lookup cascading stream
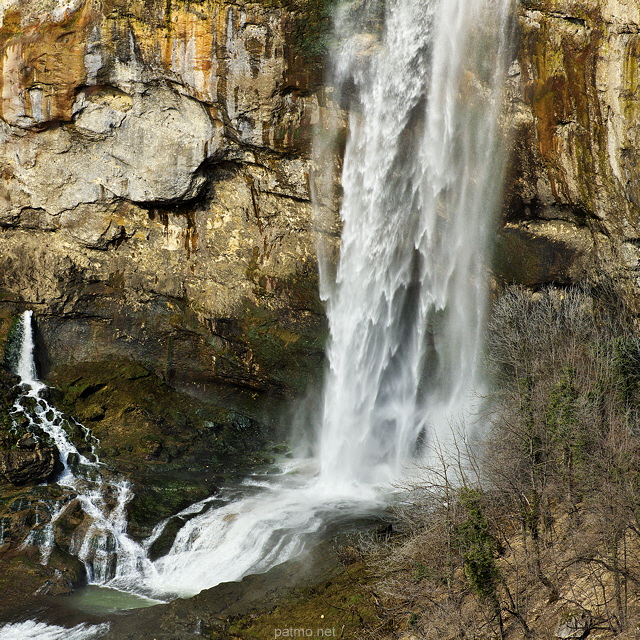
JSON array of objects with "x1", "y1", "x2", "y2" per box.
[
  {"x1": 0, "y1": 0, "x2": 513, "y2": 610},
  {"x1": 11, "y1": 311, "x2": 153, "y2": 587}
]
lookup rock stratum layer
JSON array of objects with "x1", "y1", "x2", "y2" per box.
[
  {"x1": 502, "y1": 0, "x2": 640, "y2": 295},
  {"x1": 0, "y1": 0, "x2": 640, "y2": 627},
  {"x1": 0, "y1": 0, "x2": 331, "y2": 403},
  {"x1": 2, "y1": 0, "x2": 640, "y2": 399}
]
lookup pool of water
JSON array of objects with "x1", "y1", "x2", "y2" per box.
[{"x1": 66, "y1": 586, "x2": 163, "y2": 615}]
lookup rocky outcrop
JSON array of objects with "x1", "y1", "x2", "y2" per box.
[
  {"x1": 0, "y1": 368, "x2": 57, "y2": 487},
  {"x1": 500, "y1": 0, "x2": 640, "y2": 298},
  {"x1": 0, "y1": 0, "x2": 333, "y2": 405},
  {"x1": 0, "y1": 446, "x2": 56, "y2": 485},
  {"x1": 0, "y1": 0, "x2": 332, "y2": 596}
]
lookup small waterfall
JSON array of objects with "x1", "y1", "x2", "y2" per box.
[
  {"x1": 16, "y1": 310, "x2": 42, "y2": 391},
  {"x1": 11, "y1": 311, "x2": 151, "y2": 587}
]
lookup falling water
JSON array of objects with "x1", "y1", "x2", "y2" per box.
[
  {"x1": 11, "y1": 311, "x2": 152, "y2": 586},
  {"x1": 316, "y1": 0, "x2": 513, "y2": 491},
  {"x1": 0, "y1": 0, "x2": 513, "y2": 608},
  {"x1": 119, "y1": 0, "x2": 514, "y2": 597}
]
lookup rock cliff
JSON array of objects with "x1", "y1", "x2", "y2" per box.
[
  {"x1": 2, "y1": 1, "x2": 640, "y2": 411},
  {"x1": 0, "y1": 0, "x2": 333, "y2": 405},
  {"x1": 502, "y1": 0, "x2": 640, "y2": 296},
  {"x1": 1, "y1": 0, "x2": 640, "y2": 628}
]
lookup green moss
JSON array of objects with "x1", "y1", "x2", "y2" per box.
[
  {"x1": 47, "y1": 360, "x2": 279, "y2": 534},
  {"x1": 277, "y1": 0, "x2": 342, "y2": 60},
  {"x1": 127, "y1": 474, "x2": 212, "y2": 534},
  {"x1": 237, "y1": 266, "x2": 328, "y2": 395},
  {"x1": 218, "y1": 562, "x2": 383, "y2": 640},
  {"x1": 240, "y1": 303, "x2": 326, "y2": 393},
  {"x1": 2, "y1": 316, "x2": 23, "y2": 373}
]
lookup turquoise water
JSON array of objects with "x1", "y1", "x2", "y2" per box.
[{"x1": 66, "y1": 585, "x2": 163, "y2": 615}]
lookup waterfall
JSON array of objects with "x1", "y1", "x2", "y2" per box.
[
  {"x1": 316, "y1": 0, "x2": 512, "y2": 491},
  {"x1": 11, "y1": 311, "x2": 153, "y2": 588},
  {"x1": 1, "y1": 0, "x2": 513, "y2": 605},
  {"x1": 16, "y1": 310, "x2": 43, "y2": 391},
  {"x1": 121, "y1": 0, "x2": 513, "y2": 598}
]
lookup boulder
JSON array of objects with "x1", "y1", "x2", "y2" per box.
[
  {"x1": 556, "y1": 612, "x2": 592, "y2": 639},
  {"x1": 0, "y1": 447, "x2": 57, "y2": 485}
]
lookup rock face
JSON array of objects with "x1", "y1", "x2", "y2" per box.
[
  {"x1": 2, "y1": 0, "x2": 640, "y2": 400},
  {"x1": 0, "y1": 0, "x2": 332, "y2": 601},
  {"x1": 0, "y1": 447, "x2": 56, "y2": 485},
  {"x1": 0, "y1": 0, "x2": 332, "y2": 404},
  {"x1": 0, "y1": 0, "x2": 640, "y2": 622},
  {"x1": 501, "y1": 0, "x2": 640, "y2": 298},
  {"x1": 0, "y1": 368, "x2": 57, "y2": 486}
]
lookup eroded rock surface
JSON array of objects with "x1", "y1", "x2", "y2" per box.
[
  {"x1": 502, "y1": 0, "x2": 640, "y2": 297},
  {"x1": 0, "y1": 447, "x2": 56, "y2": 485},
  {"x1": 0, "y1": 0, "x2": 334, "y2": 401}
]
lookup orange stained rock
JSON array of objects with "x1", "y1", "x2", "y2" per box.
[{"x1": 0, "y1": 1, "x2": 95, "y2": 127}]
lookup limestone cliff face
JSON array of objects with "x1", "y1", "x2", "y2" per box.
[
  {"x1": 502, "y1": 0, "x2": 640, "y2": 296},
  {"x1": 3, "y1": 0, "x2": 640, "y2": 406},
  {"x1": 0, "y1": 0, "x2": 333, "y2": 402}
]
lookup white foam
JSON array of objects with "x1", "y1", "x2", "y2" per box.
[{"x1": 0, "y1": 620, "x2": 109, "y2": 640}]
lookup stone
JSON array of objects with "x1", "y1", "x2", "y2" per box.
[
  {"x1": 505, "y1": 0, "x2": 640, "y2": 303},
  {"x1": 0, "y1": 0, "x2": 331, "y2": 401},
  {"x1": 0, "y1": 447, "x2": 57, "y2": 485},
  {"x1": 16, "y1": 434, "x2": 36, "y2": 450},
  {"x1": 555, "y1": 612, "x2": 592, "y2": 639}
]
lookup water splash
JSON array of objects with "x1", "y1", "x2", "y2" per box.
[
  {"x1": 0, "y1": 620, "x2": 109, "y2": 640},
  {"x1": 105, "y1": 460, "x2": 383, "y2": 598},
  {"x1": 121, "y1": 0, "x2": 513, "y2": 598}
]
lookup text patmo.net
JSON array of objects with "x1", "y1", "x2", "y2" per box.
[{"x1": 274, "y1": 628, "x2": 337, "y2": 638}]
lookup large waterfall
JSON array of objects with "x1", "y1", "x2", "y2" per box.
[
  {"x1": 135, "y1": 0, "x2": 512, "y2": 596},
  {"x1": 0, "y1": 0, "x2": 513, "y2": 616},
  {"x1": 317, "y1": 0, "x2": 512, "y2": 491}
]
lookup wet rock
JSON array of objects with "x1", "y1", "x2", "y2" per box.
[
  {"x1": 17, "y1": 433, "x2": 37, "y2": 450},
  {"x1": 103, "y1": 541, "x2": 345, "y2": 640},
  {"x1": 80, "y1": 403, "x2": 106, "y2": 422},
  {"x1": 147, "y1": 516, "x2": 188, "y2": 561},
  {"x1": 0, "y1": 447, "x2": 57, "y2": 485},
  {"x1": 52, "y1": 498, "x2": 86, "y2": 552}
]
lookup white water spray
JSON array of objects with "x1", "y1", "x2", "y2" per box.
[{"x1": 0, "y1": 620, "x2": 109, "y2": 640}]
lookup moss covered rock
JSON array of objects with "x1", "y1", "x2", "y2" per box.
[{"x1": 47, "y1": 360, "x2": 287, "y2": 536}]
